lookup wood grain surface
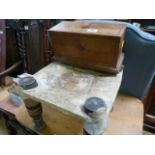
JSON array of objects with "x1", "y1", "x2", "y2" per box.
[{"x1": 49, "y1": 21, "x2": 126, "y2": 74}]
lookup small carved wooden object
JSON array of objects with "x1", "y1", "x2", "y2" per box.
[{"x1": 24, "y1": 99, "x2": 45, "y2": 130}]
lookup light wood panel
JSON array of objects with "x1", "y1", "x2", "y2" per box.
[
  {"x1": 16, "y1": 103, "x2": 83, "y2": 135},
  {"x1": 105, "y1": 93, "x2": 143, "y2": 135}
]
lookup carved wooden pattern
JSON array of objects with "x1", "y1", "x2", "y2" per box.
[{"x1": 0, "y1": 20, "x2": 6, "y2": 84}]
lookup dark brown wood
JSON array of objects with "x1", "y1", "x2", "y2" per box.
[
  {"x1": 49, "y1": 21, "x2": 126, "y2": 74},
  {"x1": 142, "y1": 28, "x2": 155, "y2": 33},
  {"x1": 145, "y1": 114, "x2": 155, "y2": 124},
  {"x1": 6, "y1": 26, "x2": 21, "y2": 68},
  {"x1": 144, "y1": 114, "x2": 155, "y2": 133},
  {"x1": 42, "y1": 20, "x2": 54, "y2": 65},
  {"x1": 144, "y1": 75, "x2": 155, "y2": 114},
  {"x1": 24, "y1": 99, "x2": 45, "y2": 130},
  {"x1": 144, "y1": 75, "x2": 155, "y2": 132},
  {"x1": 115, "y1": 19, "x2": 155, "y2": 35},
  {"x1": 25, "y1": 20, "x2": 44, "y2": 74},
  {"x1": 1, "y1": 20, "x2": 25, "y2": 84},
  {"x1": 130, "y1": 19, "x2": 155, "y2": 27},
  {"x1": 0, "y1": 61, "x2": 22, "y2": 78},
  {"x1": 0, "y1": 20, "x2": 6, "y2": 84},
  {"x1": 23, "y1": 20, "x2": 54, "y2": 74}
]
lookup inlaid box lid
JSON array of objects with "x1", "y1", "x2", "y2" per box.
[{"x1": 49, "y1": 21, "x2": 126, "y2": 37}]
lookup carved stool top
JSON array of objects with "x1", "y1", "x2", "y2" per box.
[{"x1": 21, "y1": 61, "x2": 122, "y2": 121}]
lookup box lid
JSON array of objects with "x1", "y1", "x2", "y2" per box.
[{"x1": 49, "y1": 21, "x2": 126, "y2": 37}]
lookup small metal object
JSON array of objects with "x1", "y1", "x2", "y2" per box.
[
  {"x1": 18, "y1": 76, "x2": 38, "y2": 90},
  {"x1": 84, "y1": 97, "x2": 106, "y2": 114},
  {"x1": 83, "y1": 97, "x2": 108, "y2": 135}
]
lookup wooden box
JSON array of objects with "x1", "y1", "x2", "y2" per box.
[{"x1": 49, "y1": 21, "x2": 126, "y2": 74}]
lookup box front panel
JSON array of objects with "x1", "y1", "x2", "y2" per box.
[{"x1": 51, "y1": 32, "x2": 119, "y2": 69}]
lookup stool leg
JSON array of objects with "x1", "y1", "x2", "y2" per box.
[
  {"x1": 24, "y1": 99, "x2": 45, "y2": 130},
  {"x1": 83, "y1": 129, "x2": 91, "y2": 135}
]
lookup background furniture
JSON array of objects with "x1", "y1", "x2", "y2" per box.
[
  {"x1": 0, "y1": 20, "x2": 57, "y2": 85},
  {"x1": 0, "y1": 20, "x2": 24, "y2": 85},
  {"x1": 116, "y1": 19, "x2": 155, "y2": 35},
  {"x1": 23, "y1": 20, "x2": 54, "y2": 73},
  {"x1": 143, "y1": 76, "x2": 155, "y2": 132},
  {"x1": 0, "y1": 20, "x2": 6, "y2": 84},
  {"x1": 130, "y1": 19, "x2": 155, "y2": 35},
  {"x1": 14, "y1": 19, "x2": 54, "y2": 74},
  {"x1": 80, "y1": 20, "x2": 155, "y2": 134}
]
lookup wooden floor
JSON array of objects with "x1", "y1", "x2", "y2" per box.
[{"x1": 0, "y1": 117, "x2": 154, "y2": 135}]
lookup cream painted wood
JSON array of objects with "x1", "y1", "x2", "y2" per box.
[{"x1": 21, "y1": 62, "x2": 122, "y2": 123}]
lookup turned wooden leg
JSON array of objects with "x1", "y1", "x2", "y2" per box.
[{"x1": 24, "y1": 99, "x2": 45, "y2": 130}]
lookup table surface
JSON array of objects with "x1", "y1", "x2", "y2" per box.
[{"x1": 22, "y1": 62, "x2": 122, "y2": 121}]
